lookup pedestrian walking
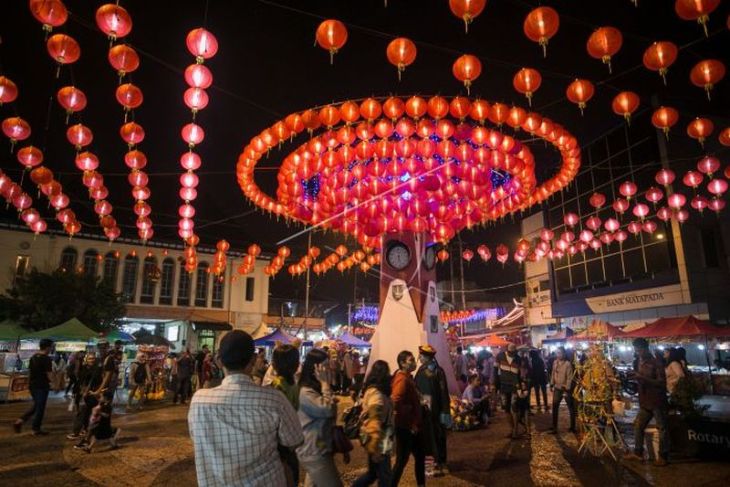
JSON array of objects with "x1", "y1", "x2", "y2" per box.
[
  {"x1": 529, "y1": 350, "x2": 548, "y2": 412},
  {"x1": 391, "y1": 350, "x2": 425, "y2": 487},
  {"x1": 13, "y1": 338, "x2": 54, "y2": 435},
  {"x1": 52, "y1": 353, "x2": 67, "y2": 393},
  {"x1": 352, "y1": 360, "x2": 394, "y2": 487},
  {"x1": 414, "y1": 345, "x2": 451, "y2": 476},
  {"x1": 269, "y1": 344, "x2": 301, "y2": 487},
  {"x1": 453, "y1": 346, "x2": 468, "y2": 380},
  {"x1": 67, "y1": 352, "x2": 103, "y2": 440},
  {"x1": 188, "y1": 331, "x2": 303, "y2": 486},
  {"x1": 73, "y1": 392, "x2": 122, "y2": 453},
  {"x1": 174, "y1": 349, "x2": 194, "y2": 405},
  {"x1": 297, "y1": 348, "x2": 342, "y2": 487},
  {"x1": 549, "y1": 346, "x2": 576, "y2": 434},
  {"x1": 65, "y1": 351, "x2": 84, "y2": 398},
  {"x1": 127, "y1": 352, "x2": 151, "y2": 410}
]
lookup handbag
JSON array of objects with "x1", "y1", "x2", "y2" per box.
[
  {"x1": 331, "y1": 425, "x2": 354, "y2": 454},
  {"x1": 343, "y1": 402, "x2": 364, "y2": 439}
]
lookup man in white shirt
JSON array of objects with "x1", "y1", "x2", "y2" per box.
[{"x1": 188, "y1": 331, "x2": 303, "y2": 486}]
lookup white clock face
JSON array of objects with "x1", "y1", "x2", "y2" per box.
[{"x1": 387, "y1": 242, "x2": 411, "y2": 270}]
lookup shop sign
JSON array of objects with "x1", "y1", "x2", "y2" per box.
[{"x1": 585, "y1": 284, "x2": 684, "y2": 313}]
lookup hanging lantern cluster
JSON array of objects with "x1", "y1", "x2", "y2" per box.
[
  {"x1": 178, "y1": 27, "x2": 218, "y2": 259},
  {"x1": 0, "y1": 169, "x2": 48, "y2": 235},
  {"x1": 288, "y1": 246, "x2": 320, "y2": 276},
  {"x1": 237, "y1": 243, "x2": 260, "y2": 275},
  {"x1": 312, "y1": 248, "x2": 344, "y2": 275},
  {"x1": 212, "y1": 240, "x2": 229, "y2": 276},
  {"x1": 238, "y1": 95, "x2": 581, "y2": 249},
  {"x1": 264, "y1": 245, "x2": 291, "y2": 277}
]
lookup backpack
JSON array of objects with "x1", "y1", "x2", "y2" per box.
[{"x1": 342, "y1": 401, "x2": 364, "y2": 440}]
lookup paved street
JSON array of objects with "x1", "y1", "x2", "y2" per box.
[{"x1": 1, "y1": 393, "x2": 729, "y2": 486}]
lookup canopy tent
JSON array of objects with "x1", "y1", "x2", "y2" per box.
[
  {"x1": 135, "y1": 333, "x2": 173, "y2": 348},
  {"x1": 23, "y1": 318, "x2": 97, "y2": 342},
  {"x1": 99, "y1": 329, "x2": 135, "y2": 343},
  {"x1": 474, "y1": 334, "x2": 511, "y2": 348},
  {"x1": 250, "y1": 323, "x2": 271, "y2": 340},
  {"x1": 337, "y1": 331, "x2": 371, "y2": 348},
  {"x1": 568, "y1": 320, "x2": 626, "y2": 342},
  {"x1": 542, "y1": 327, "x2": 575, "y2": 344},
  {"x1": 0, "y1": 319, "x2": 27, "y2": 341},
  {"x1": 254, "y1": 328, "x2": 313, "y2": 347},
  {"x1": 621, "y1": 316, "x2": 730, "y2": 340}
]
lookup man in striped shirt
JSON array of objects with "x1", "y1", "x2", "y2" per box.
[{"x1": 188, "y1": 330, "x2": 303, "y2": 486}]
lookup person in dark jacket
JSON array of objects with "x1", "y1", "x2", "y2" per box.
[
  {"x1": 529, "y1": 350, "x2": 548, "y2": 412},
  {"x1": 174, "y1": 350, "x2": 194, "y2": 405},
  {"x1": 67, "y1": 352, "x2": 104, "y2": 440},
  {"x1": 391, "y1": 350, "x2": 425, "y2": 487},
  {"x1": 414, "y1": 345, "x2": 450, "y2": 477},
  {"x1": 625, "y1": 338, "x2": 669, "y2": 466},
  {"x1": 495, "y1": 343, "x2": 523, "y2": 439},
  {"x1": 14, "y1": 338, "x2": 54, "y2": 435}
]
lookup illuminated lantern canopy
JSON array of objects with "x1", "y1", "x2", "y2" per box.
[
  {"x1": 513, "y1": 68, "x2": 542, "y2": 106},
  {"x1": 452, "y1": 54, "x2": 482, "y2": 94},
  {"x1": 611, "y1": 91, "x2": 639, "y2": 124},
  {"x1": 29, "y1": 0, "x2": 68, "y2": 32},
  {"x1": 315, "y1": 19, "x2": 348, "y2": 64},
  {"x1": 566, "y1": 79, "x2": 594, "y2": 115},
  {"x1": 651, "y1": 106, "x2": 679, "y2": 138},
  {"x1": 523, "y1": 6, "x2": 560, "y2": 57},
  {"x1": 186, "y1": 28, "x2": 219, "y2": 62},
  {"x1": 586, "y1": 26, "x2": 623, "y2": 73},
  {"x1": 675, "y1": 0, "x2": 721, "y2": 36},
  {"x1": 0, "y1": 76, "x2": 18, "y2": 105},
  {"x1": 643, "y1": 41, "x2": 678, "y2": 84},
  {"x1": 46, "y1": 34, "x2": 81, "y2": 65},
  {"x1": 449, "y1": 0, "x2": 487, "y2": 33},
  {"x1": 108, "y1": 44, "x2": 140, "y2": 78},
  {"x1": 690, "y1": 59, "x2": 725, "y2": 100},
  {"x1": 95, "y1": 4, "x2": 133, "y2": 40},
  {"x1": 687, "y1": 118, "x2": 714, "y2": 147},
  {"x1": 386, "y1": 37, "x2": 417, "y2": 80}
]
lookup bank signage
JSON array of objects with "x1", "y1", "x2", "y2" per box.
[{"x1": 585, "y1": 284, "x2": 684, "y2": 313}]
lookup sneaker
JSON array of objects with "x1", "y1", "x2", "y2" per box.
[
  {"x1": 654, "y1": 458, "x2": 668, "y2": 467},
  {"x1": 73, "y1": 443, "x2": 88, "y2": 450},
  {"x1": 624, "y1": 452, "x2": 644, "y2": 462},
  {"x1": 12, "y1": 420, "x2": 22, "y2": 434},
  {"x1": 31, "y1": 430, "x2": 49, "y2": 436},
  {"x1": 66, "y1": 433, "x2": 81, "y2": 440}
]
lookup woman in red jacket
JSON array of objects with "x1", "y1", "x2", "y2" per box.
[{"x1": 390, "y1": 350, "x2": 425, "y2": 487}]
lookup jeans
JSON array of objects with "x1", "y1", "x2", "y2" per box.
[
  {"x1": 300, "y1": 455, "x2": 342, "y2": 487},
  {"x1": 65, "y1": 375, "x2": 77, "y2": 395},
  {"x1": 391, "y1": 428, "x2": 425, "y2": 486},
  {"x1": 551, "y1": 388, "x2": 575, "y2": 430},
  {"x1": 353, "y1": 454, "x2": 392, "y2": 487},
  {"x1": 20, "y1": 388, "x2": 50, "y2": 432},
  {"x1": 174, "y1": 377, "x2": 191, "y2": 403},
  {"x1": 73, "y1": 395, "x2": 98, "y2": 435},
  {"x1": 532, "y1": 382, "x2": 547, "y2": 408},
  {"x1": 634, "y1": 406, "x2": 669, "y2": 460}
]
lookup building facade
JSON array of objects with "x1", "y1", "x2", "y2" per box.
[{"x1": 0, "y1": 225, "x2": 269, "y2": 348}]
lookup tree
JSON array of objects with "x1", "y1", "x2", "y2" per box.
[{"x1": 0, "y1": 269, "x2": 126, "y2": 331}]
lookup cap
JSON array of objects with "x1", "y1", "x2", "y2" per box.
[
  {"x1": 218, "y1": 330, "x2": 255, "y2": 370},
  {"x1": 418, "y1": 344, "x2": 437, "y2": 356}
]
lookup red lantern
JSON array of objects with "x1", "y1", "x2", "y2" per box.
[
  {"x1": 613, "y1": 198, "x2": 629, "y2": 214},
  {"x1": 539, "y1": 228, "x2": 554, "y2": 241},
  {"x1": 437, "y1": 249, "x2": 449, "y2": 262},
  {"x1": 186, "y1": 28, "x2": 218, "y2": 61},
  {"x1": 566, "y1": 79, "x2": 594, "y2": 114},
  {"x1": 691, "y1": 195, "x2": 709, "y2": 212},
  {"x1": 46, "y1": 34, "x2": 80, "y2": 65},
  {"x1": 120, "y1": 122, "x2": 145, "y2": 146},
  {"x1": 675, "y1": 0, "x2": 721, "y2": 36},
  {"x1": 108, "y1": 44, "x2": 139, "y2": 77},
  {"x1": 30, "y1": 166, "x2": 53, "y2": 186},
  {"x1": 586, "y1": 216, "x2": 602, "y2": 231},
  {"x1": 462, "y1": 249, "x2": 474, "y2": 262},
  {"x1": 709, "y1": 198, "x2": 725, "y2": 213},
  {"x1": 683, "y1": 170, "x2": 703, "y2": 188},
  {"x1": 50, "y1": 193, "x2": 69, "y2": 210},
  {"x1": 523, "y1": 6, "x2": 560, "y2": 57},
  {"x1": 675, "y1": 209, "x2": 690, "y2": 223},
  {"x1": 708, "y1": 178, "x2": 728, "y2": 196},
  {"x1": 17, "y1": 146, "x2": 44, "y2": 169},
  {"x1": 668, "y1": 193, "x2": 687, "y2": 210},
  {"x1": 2, "y1": 117, "x2": 31, "y2": 143},
  {"x1": 57, "y1": 86, "x2": 87, "y2": 117},
  {"x1": 184, "y1": 64, "x2": 213, "y2": 89},
  {"x1": 513, "y1": 68, "x2": 542, "y2": 106},
  {"x1": 564, "y1": 212, "x2": 579, "y2": 227},
  {"x1": 66, "y1": 123, "x2": 93, "y2": 149},
  {"x1": 180, "y1": 152, "x2": 202, "y2": 171},
  {"x1": 619, "y1": 180, "x2": 637, "y2": 199},
  {"x1": 40, "y1": 180, "x2": 61, "y2": 196},
  {"x1": 655, "y1": 168, "x2": 675, "y2": 186},
  {"x1": 449, "y1": 0, "x2": 487, "y2": 32},
  {"x1": 642, "y1": 220, "x2": 657, "y2": 234},
  {"x1": 315, "y1": 19, "x2": 348, "y2": 64},
  {"x1": 604, "y1": 218, "x2": 620, "y2": 232},
  {"x1": 633, "y1": 203, "x2": 650, "y2": 219},
  {"x1": 690, "y1": 59, "x2": 725, "y2": 100},
  {"x1": 587, "y1": 26, "x2": 623, "y2": 73},
  {"x1": 184, "y1": 87, "x2": 209, "y2": 112},
  {"x1": 386, "y1": 38, "x2": 417, "y2": 80},
  {"x1": 30, "y1": 0, "x2": 67, "y2": 30},
  {"x1": 0, "y1": 76, "x2": 18, "y2": 105},
  {"x1": 645, "y1": 186, "x2": 664, "y2": 204},
  {"x1": 76, "y1": 152, "x2": 99, "y2": 171},
  {"x1": 95, "y1": 4, "x2": 132, "y2": 40},
  {"x1": 643, "y1": 41, "x2": 678, "y2": 84},
  {"x1": 697, "y1": 156, "x2": 720, "y2": 177},
  {"x1": 181, "y1": 123, "x2": 204, "y2": 147},
  {"x1": 452, "y1": 55, "x2": 481, "y2": 94},
  {"x1": 588, "y1": 192, "x2": 606, "y2": 209},
  {"x1": 611, "y1": 91, "x2": 639, "y2": 123},
  {"x1": 651, "y1": 106, "x2": 679, "y2": 138},
  {"x1": 180, "y1": 171, "x2": 199, "y2": 188},
  {"x1": 30, "y1": 219, "x2": 47, "y2": 234},
  {"x1": 657, "y1": 207, "x2": 673, "y2": 222},
  {"x1": 125, "y1": 150, "x2": 147, "y2": 170},
  {"x1": 507, "y1": 106, "x2": 527, "y2": 130},
  {"x1": 115, "y1": 83, "x2": 143, "y2": 110}
]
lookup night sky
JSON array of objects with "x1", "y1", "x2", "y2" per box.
[{"x1": 1, "y1": 0, "x2": 728, "y2": 303}]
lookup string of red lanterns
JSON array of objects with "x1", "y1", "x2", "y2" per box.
[{"x1": 0, "y1": 169, "x2": 48, "y2": 235}]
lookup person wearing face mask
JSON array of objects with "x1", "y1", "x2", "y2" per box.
[
  {"x1": 391, "y1": 350, "x2": 425, "y2": 487},
  {"x1": 495, "y1": 343, "x2": 523, "y2": 439},
  {"x1": 414, "y1": 345, "x2": 450, "y2": 477}
]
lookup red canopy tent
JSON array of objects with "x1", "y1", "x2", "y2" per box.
[
  {"x1": 621, "y1": 316, "x2": 730, "y2": 340},
  {"x1": 475, "y1": 334, "x2": 511, "y2": 348},
  {"x1": 569, "y1": 320, "x2": 626, "y2": 342}
]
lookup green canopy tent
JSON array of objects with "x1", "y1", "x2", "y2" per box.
[
  {"x1": 22, "y1": 318, "x2": 98, "y2": 342},
  {"x1": 0, "y1": 319, "x2": 27, "y2": 342}
]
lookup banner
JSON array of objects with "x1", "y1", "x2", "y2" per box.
[{"x1": 585, "y1": 284, "x2": 685, "y2": 313}]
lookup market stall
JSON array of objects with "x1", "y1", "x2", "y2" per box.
[{"x1": 337, "y1": 331, "x2": 371, "y2": 348}]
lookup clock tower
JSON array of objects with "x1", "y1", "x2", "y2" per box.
[{"x1": 368, "y1": 231, "x2": 458, "y2": 394}]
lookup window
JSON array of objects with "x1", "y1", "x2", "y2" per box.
[
  {"x1": 245, "y1": 277, "x2": 255, "y2": 302},
  {"x1": 15, "y1": 255, "x2": 30, "y2": 277},
  {"x1": 140, "y1": 256, "x2": 158, "y2": 304},
  {"x1": 121, "y1": 255, "x2": 139, "y2": 303},
  {"x1": 177, "y1": 261, "x2": 191, "y2": 306},
  {"x1": 103, "y1": 252, "x2": 119, "y2": 285},
  {"x1": 159, "y1": 258, "x2": 175, "y2": 305},
  {"x1": 83, "y1": 249, "x2": 99, "y2": 277},
  {"x1": 59, "y1": 247, "x2": 77, "y2": 272},
  {"x1": 212, "y1": 273, "x2": 225, "y2": 308},
  {"x1": 195, "y1": 262, "x2": 210, "y2": 307}
]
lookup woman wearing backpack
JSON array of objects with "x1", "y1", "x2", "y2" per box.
[
  {"x1": 352, "y1": 360, "x2": 394, "y2": 487},
  {"x1": 297, "y1": 348, "x2": 342, "y2": 487},
  {"x1": 127, "y1": 353, "x2": 151, "y2": 410}
]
